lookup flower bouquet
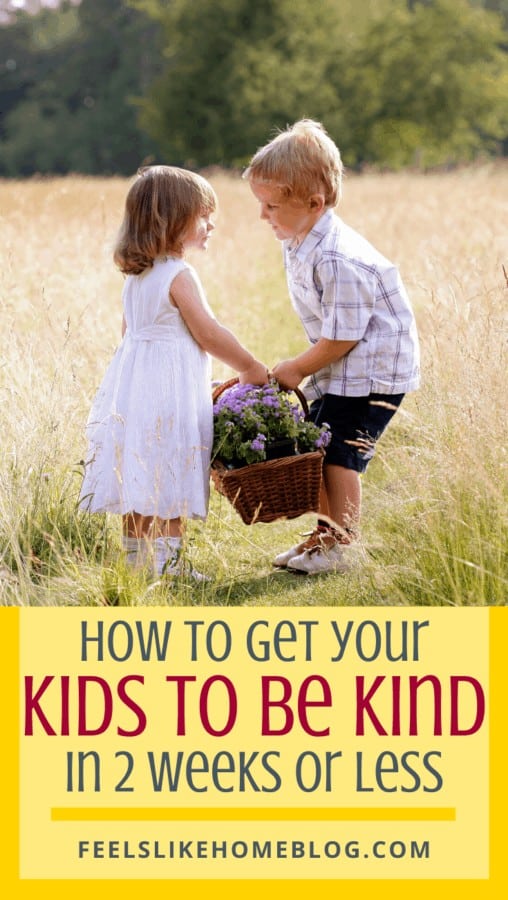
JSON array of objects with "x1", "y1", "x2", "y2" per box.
[{"x1": 211, "y1": 379, "x2": 330, "y2": 525}]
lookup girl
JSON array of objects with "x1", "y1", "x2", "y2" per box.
[{"x1": 80, "y1": 165, "x2": 267, "y2": 580}]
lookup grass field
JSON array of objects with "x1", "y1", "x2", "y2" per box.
[{"x1": 0, "y1": 166, "x2": 506, "y2": 606}]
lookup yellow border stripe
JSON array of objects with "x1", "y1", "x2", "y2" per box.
[
  {"x1": 5, "y1": 607, "x2": 502, "y2": 898},
  {"x1": 51, "y1": 806, "x2": 455, "y2": 822}
]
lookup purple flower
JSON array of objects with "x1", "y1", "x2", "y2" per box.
[
  {"x1": 315, "y1": 433, "x2": 330, "y2": 449},
  {"x1": 250, "y1": 434, "x2": 266, "y2": 452},
  {"x1": 213, "y1": 380, "x2": 331, "y2": 465}
]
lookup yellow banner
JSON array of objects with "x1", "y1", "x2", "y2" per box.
[{"x1": 1, "y1": 606, "x2": 506, "y2": 896}]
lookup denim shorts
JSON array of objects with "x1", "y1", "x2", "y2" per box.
[{"x1": 308, "y1": 392, "x2": 405, "y2": 473}]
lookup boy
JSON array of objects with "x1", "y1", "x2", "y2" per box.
[{"x1": 244, "y1": 119, "x2": 420, "y2": 575}]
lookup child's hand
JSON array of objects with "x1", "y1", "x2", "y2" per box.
[
  {"x1": 238, "y1": 361, "x2": 270, "y2": 385},
  {"x1": 272, "y1": 359, "x2": 304, "y2": 390}
]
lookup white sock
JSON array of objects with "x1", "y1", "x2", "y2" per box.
[
  {"x1": 121, "y1": 536, "x2": 147, "y2": 569},
  {"x1": 153, "y1": 537, "x2": 182, "y2": 576}
]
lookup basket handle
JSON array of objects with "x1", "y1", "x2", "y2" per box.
[{"x1": 212, "y1": 377, "x2": 309, "y2": 417}]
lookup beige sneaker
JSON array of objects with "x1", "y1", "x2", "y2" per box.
[
  {"x1": 152, "y1": 539, "x2": 211, "y2": 583},
  {"x1": 287, "y1": 532, "x2": 364, "y2": 575},
  {"x1": 273, "y1": 527, "x2": 342, "y2": 569},
  {"x1": 163, "y1": 554, "x2": 211, "y2": 583}
]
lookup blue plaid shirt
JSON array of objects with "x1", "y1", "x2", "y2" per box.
[{"x1": 283, "y1": 209, "x2": 420, "y2": 399}]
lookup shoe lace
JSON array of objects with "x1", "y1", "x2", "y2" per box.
[{"x1": 303, "y1": 525, "x2": 351, "y2": 556}]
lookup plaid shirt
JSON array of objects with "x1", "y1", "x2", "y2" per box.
[{"x1": 283, "y1": 209, "x2": 420, "y2": 399}]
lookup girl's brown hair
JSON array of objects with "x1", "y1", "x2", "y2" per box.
[
  {"x1": 114, "y1": 165, "x2": 217, "y2": 275},
  {"x1": 244, "y1": 119, "x2": 343, "y2": 208}
]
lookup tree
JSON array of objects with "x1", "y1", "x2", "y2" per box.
[
  {"x1": 334, "y1": 0, "x2": 508, "y2": 168},
  {"x1": 0, "y1": 2, "x2": 79, "y2": 143},
  {"x1": 1, "y1": 0, "x2": 507, "y2": 174},
  {"x1": 134, "y1": 0, "x2": 348, "y2": 168},
  {"x1": 135, "y1": 0, "x2": 508, "y2": 170},
  {"x1": 477, "y1": 0, "x2": 508, "y2": 28},
  {"x1": 0, "y1": 0, "x2": 163, "y2": 175}
]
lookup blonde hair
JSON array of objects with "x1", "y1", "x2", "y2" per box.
[
  {"x1": 244, "y1": 119, "x2": 343, "y2": 207},
  {"x1": 114, "y1": 165, "x2": 217, "y2": 275}
]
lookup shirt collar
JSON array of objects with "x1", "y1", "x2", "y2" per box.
[{"x1": 286, "y1": 208, "x2": 337, "y2": 261}]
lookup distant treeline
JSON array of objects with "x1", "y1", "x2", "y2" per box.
[{"x1": 1, "y1": 0, "x2": 507, "y2": 176}]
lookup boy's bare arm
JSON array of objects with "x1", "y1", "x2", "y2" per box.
[{"x1": 272, "y1": 337, "x2": 358, "y2": 389}]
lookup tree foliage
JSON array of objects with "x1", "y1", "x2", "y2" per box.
[
  {"x1": 0, "y1": 0, "x2": 162, "y2": 175},
  {"x1": 134, "y1": 0, "x2": 349, "y2": 167},
  {"x1": 0, "y1": 0, "x2": 507, "y2": 175},
  {"x1": 338, "y1": 0, "x2": 508, "y2": 167},
  {"x1": 136, "y1": 0, "x2": 508, "y2": 170}
]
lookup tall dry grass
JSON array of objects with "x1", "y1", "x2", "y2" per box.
[{"x1": 0, "y1": 166, "x2": 506, "y2": 605}]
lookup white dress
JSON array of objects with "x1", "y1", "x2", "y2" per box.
[{"x1": 80, "y1": 257, "x2": 213, "y2": 520}]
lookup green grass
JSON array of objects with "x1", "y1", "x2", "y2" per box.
[{"x1": 3, "y1": 446, "x2": 505, "y2": 607}]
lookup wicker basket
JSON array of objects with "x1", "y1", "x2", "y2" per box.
[{"x1": 211, "y1": 378, "x2": 324, "y2": 525}]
